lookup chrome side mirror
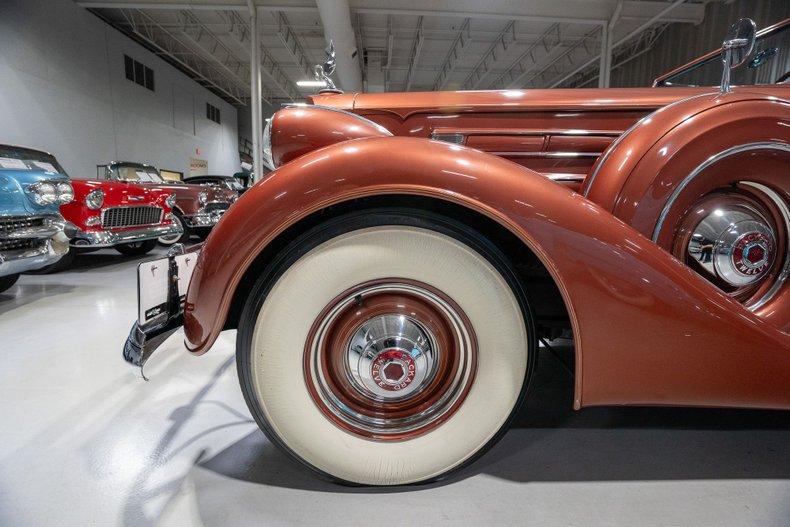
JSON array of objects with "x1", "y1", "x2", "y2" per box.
[
  {"x1": 313, "y1": 41, "x2": 338, "y2": 91},
  {"x1": 720, "y1": 18, "x2": 756, "y2": 93}
]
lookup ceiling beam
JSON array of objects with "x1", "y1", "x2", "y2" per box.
[
  {"x1": 76, "y1": 1, "x2": 706, "y2": 26},
  {"x1": 549, "y1": 0, "x2": 688, "y2": 87},
  {"x1": 461, "y1": 20, "x2": 516, "y2": 90},
  {"x1": 121, "y1": 8, "x2": 247, "y2": 103},
  {"x1": 432, "y1": 18, "x2": 471, "y2": 91},
  {"x1": 404, "y1": 16, "x2": 424, "y2": 91},
  {"x1": 275, "y1": 12, "x2": 313, "y2": 78},
  {"x1": 219, "y1": 9, "x2": 298, "y2": 99}
]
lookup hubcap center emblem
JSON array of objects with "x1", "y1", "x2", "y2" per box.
[
  {"x1": 372, "y1": 349, "x2": 416, "y2": 391},
  {"x1": 732, "y1": 231, "x2": 772, "y2": 275}
]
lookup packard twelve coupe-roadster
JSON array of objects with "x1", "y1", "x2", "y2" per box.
[{"x1": 124, "y1": 19, "x2": 789, "y2": 486}]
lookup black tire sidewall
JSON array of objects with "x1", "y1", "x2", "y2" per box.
[{"x1": 0, "y1": 273, "x2": 20, "y2": 293}]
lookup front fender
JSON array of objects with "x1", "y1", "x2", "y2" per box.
[{"x1": 185, "y1": 136, "x2": 790, "y2": 409}]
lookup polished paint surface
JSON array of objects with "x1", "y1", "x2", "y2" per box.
[
  {"x1": 270, "y1": 106, "x2": 392, "y2": 167},
  {"x1": 183, "y1": 137, "x2": 790, "y2": 411},
  {"x1": 583, "y1": 90, "x2": 790, "y2": 327},
  {"x1": 60, "y1": 178, "x2": 174, "y2": 234},
  {"x1": 2, "y1": 255, "x2": 789, "y2": 525}
]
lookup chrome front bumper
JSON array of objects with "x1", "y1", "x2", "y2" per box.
[
  {"x1": 72, "y1": 222, "x2": 183, "y2": 248},
  {"x1": 0, "y1": 216, "x2": 71, "y2": 277},
  {"x1": 183, "y1": 210, "x2": 225, "y2": 228}
]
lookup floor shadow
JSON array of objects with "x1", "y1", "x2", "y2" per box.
[
  {"x1": 197, "y1": 342, "x2": 790, "y2": 491},
  {"x1": 0, "y1": 282, "x2": 76, "y2": 315}
]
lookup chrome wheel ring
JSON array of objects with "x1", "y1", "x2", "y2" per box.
[
  {"x1": 677, "y1": 185, "x2": 789, "y2": 310},
  {"x1": 304, "y1": 279, "x2": 477, "y2": 440}
]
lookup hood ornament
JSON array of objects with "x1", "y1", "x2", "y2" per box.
[{"x1": 313, "y1": 41, "x2": 341, "y2": 93}]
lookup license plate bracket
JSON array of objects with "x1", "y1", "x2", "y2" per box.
[{"x1": 137, "y1": 249, "x2": 199, "y2": 327}]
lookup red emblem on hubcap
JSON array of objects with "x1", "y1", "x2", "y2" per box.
[
  {"x1": 731, "y1": 232, "x2": 772, "y2": 276},
  {"x1": 371, "y1": 349, "x2": 416, "y2": 391}
]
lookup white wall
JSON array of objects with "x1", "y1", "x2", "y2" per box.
[{"x1": 0, "y1": 0, "x2": 240, "y2": 179}]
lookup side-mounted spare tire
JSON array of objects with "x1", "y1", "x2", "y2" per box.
[{"x1": 584, "y1": 92, "x2": 790, "y2": 327}]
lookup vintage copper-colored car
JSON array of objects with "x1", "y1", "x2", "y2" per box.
[
  {"x1": 97, "y1": 162, "x2": 238, "y2": 245},
  {"x1": 124, "y1": 19, "x2": 789, "y2": 486}
]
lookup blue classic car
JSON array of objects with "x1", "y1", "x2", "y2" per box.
[{"x1": 0, "y1": 145, "x2": 74, "y2": 293}]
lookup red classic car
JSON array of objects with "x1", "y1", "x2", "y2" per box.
[
  {"x1": 124, "y1": 19, "x2": 789, "y2": 486},
  {"x1": 50, "y1": 169, "x2": 181, "y2": 270},
  {"x1": 97, "y1": 162, "x2": 238, "y2": 245}
]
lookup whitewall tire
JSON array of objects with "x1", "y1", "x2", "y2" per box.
[{"x1": 237, "y1": 210, "x2": 533, "y2": 485}]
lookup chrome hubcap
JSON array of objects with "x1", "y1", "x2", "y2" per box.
[
  {"x1": 347, "y1": 314, "x2": 436, "y2": 399},
  {"x1": 689, "y1": 207, "x2": 776, "y2": 287},
  {"x1": 305, "y1": 280, "x2": 477, "y2": 439}
]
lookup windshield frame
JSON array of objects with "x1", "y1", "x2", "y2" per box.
[
  {"x1": 0, "y1": 144, "x2": 67, "y2": 175},
  {"x1": 653, "y1": 18, "x2": 789, "y2": 87},
  {"x1": 106, "y1": 162, "x2": 165, "y2": 183}
]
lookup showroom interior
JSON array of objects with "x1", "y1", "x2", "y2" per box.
[{"x1": 1, "y1": 0, "x2": 789, "y2": 525}]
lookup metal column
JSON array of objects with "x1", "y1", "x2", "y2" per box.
[
  {"x1": 316, "y1": 0, "x2": 363, "y2": 92},
  {"x1": 598, "y1": 22, "x2": 611, "y2": 88},
  {"x1": 247, "y1": 1, "x2": 263, "y2": 184}
]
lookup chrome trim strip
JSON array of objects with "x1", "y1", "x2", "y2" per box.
[
  {"x1": 431, "y1": 128, "x2": 623, "y2": 137},
  {"x1": 72, "y1": 223, "x2": 182, "y2": 248},
  {"x1": 651, "y1": 142, "x2": 790, "y2": 241},
  {"x1": 741, "y1": 181, "x2": 790, "y2": 312},
  {"x1": 546, "y1": 173, "x2": 586, "y2": 182},
  {"x1": 582, "y1": 93, "x2": 716, "y2": 198},
  {"x1": 582, "y1": 115, "x2": 647, "y2": 197},
  {"x1": 492, "y1": 151, "x2": 600, "y2": 158}
]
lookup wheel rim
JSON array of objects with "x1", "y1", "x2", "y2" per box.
[
  {"x1": 158, "y1": 215, "x2": 183, "y2": 245},
  {"x1": 671, "y1": 185, "x2": 788, "y2": 309},
  {"x1": 304, "y1": 279, "x2": 478, "y2": 441}
]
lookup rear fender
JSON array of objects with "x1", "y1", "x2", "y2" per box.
[{"x1": 185, "y1": 136, "x2": 790, "y2": 409}]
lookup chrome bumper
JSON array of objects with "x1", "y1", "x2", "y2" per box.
[
  {"x1": 0, "y1": 217, "x2": 71, "y2": 277},
  {"x1": 183, "y1": 210, "x2": 225, "y2": 228},
  {"x1": 72, "y1": 222, "x2": 183, "y2": 248}
]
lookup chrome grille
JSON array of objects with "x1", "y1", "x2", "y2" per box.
[
  {"x1": 102, "y1": 206, "x2": 162, "y2": 229},
  {"x1": 0, "y1": 216, "x2": 47, "y2": 237},
  {"x1": 0, "y1": 238, "x2": 38, "y2": 251}
]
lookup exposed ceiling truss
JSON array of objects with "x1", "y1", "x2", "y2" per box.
[{"x1": 80, "y1": 0, "x2": 716, "y2": 104}]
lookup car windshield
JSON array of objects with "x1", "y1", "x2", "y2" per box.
[
  {"x1": 659, "y1": 23, "x2": 789, "y2": 87},
  {"x1": 0, "y1": 145, "x2": 66, "y2": 175},
  {"x1": 110, "y1": 164, "x2": 164, "y2": 183}
]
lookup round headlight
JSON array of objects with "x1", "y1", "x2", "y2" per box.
[
  {"x1": 198, "y1": 191, "x2": 208, "y2": 205},
  {"x1": 85, "y1": 189, "x2": 104, "y2": 210},
  {"x1": 56, "y1": 181, "x2": 74, "y2": 204},
  {"x1": 165, "y1": 194, "x2": 176, "y2": 208},
  {"x1": 262, "y1": 118, "x2": 274, "y2": 170},
  {"x1": 29, "y1": 181, "x2": 57, "y2": 205}
]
